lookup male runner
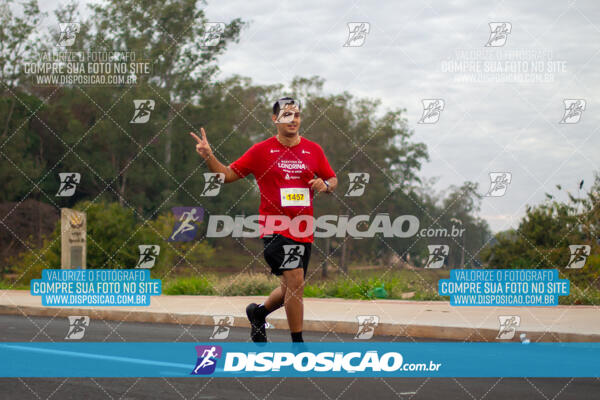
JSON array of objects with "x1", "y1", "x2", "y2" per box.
[{"x1": 189, "y1": 97, "x2": 337, "y2": 342}]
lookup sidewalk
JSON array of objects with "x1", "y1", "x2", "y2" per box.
[{"x1": 1, "y1": 290, "x2": 598, "y2": 342}]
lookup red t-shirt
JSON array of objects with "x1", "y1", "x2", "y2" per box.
[{"x1": 229, "y1": 136, "x2": 336, "y2": 243}]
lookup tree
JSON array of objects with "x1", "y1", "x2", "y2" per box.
[
  {"x1": 88, "y1": 0, "x2": 245, "y2": 170},
  {"x1": 482, "y1": 174, "x2": 600, "y2": 289},
  {"x1": 0, "y1": 0, "x2": 44, "y2": 92}
]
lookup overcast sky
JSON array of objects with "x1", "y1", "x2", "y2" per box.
[{"x1": 40, "y1": 0, "x2": 600, "y2": 233}]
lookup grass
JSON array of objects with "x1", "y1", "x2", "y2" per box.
[
  {"x1": 559, "y1": 284, "x2": 600, "y2": 305},
  {"x1": 161, "y1": 268, "x2": 600, "y2": 304},
  {"x1": 163, "y1": 273, "x2": 280, "y2": 296},
  {"x1": 162, "y1": 269, "x2": 446, "y2": 301},
  {"x1": 6, "y1": 266, "x2": 600, "y2": 305}
]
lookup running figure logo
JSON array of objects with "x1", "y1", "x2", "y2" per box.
[
  {"x1": 57, "y1": 23, "x2": 80, "y2": 47},
  {"x1": 130, "y1": 100, "x2": 155, "y2": 123},
  {"x1": 202, "y1": 23, "x2": 226, "y2": 47},
  {"x1": 345, "y1": 172, "x2": 370, "y2": 197},
  {"x1": 418, "y1": 99, "x2": 445, "y2": 124},
  {"x1": 485, "y1": 22, "x2": 512, "y2": 47},
  {"x1": 566, "y1": 245, "x2": 591, "y2": 269},
  {"x1": 424, "y1": 245, "x2": 449, "y2": 269},
  {"x1": 201, "y1": 173, "x2": 225, "y2": 196},
  {"x1": 65, "y1": 316, "x2": 89, "y2": 340},
  {"x1": 136, "y1": 245, "x2": 160, "y2": 268},
  {"x1": 496, "y1": 315, "x2": 520, "y2": 340},
  {"x1": 56, "y1": 172, "x2": 81, "y2": 197},
  {"x1": 355, "y1": 315, "x2": 379, "y2": 339},
  {"x1": 484, "y1": 172, "x2": 512, "y2": 197},
  {"x1": 281, "y1": 245, "x2": 305, "y2": 270},
  {"x1": 169, "y1": 207, "x2": 204, "y2": 242},
  {"x1": 343, "y1": 22, "x2": 370, "y2": 47},
  {"x1": 559, "y1": 99, "x2": 586, "y2": 124},
  {"x1": 210, "y1": 315, "x2": 234, "y2": 340},
  {"x1": 191, "y1": 345, "x2": 222, "y2": 375}
]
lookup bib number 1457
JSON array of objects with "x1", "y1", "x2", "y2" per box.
[{"x1": 280, "y1": 188, "x2": 310, "y2": 207}]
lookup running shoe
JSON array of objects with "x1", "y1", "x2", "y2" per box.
[{"x1": 246, "y1": 303, "x2": 267, "y2": 342}]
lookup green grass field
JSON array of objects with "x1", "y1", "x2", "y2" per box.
[
  {"x1": 161, "y1": 268, "x2": 448, "y2": 301},
  {"x1": 3, "y1": 266, "x2": 599, "y2": 304}
]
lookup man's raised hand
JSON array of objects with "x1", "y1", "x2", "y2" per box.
[{"x1": 189, "y1": 128, "x2": 212, "y2": 160}]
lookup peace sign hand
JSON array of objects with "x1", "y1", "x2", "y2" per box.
[{"x1": 189, "y1": 128, "x2": 213, "y2": 160}]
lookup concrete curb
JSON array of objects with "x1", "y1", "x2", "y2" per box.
[{"x1": 2, "y1": 304, "x2": 598, "y2": 342}]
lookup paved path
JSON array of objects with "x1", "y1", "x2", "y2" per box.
[{"x1": 1, "y1": 290, "x2": 598, "y2": 341}]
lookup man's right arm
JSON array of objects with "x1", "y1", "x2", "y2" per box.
[
  {"x1": 203, "y1": 152, "x2": 242, "y2": 183},
  {"x1": 189, "y1": 128, "x2": 241, "y2": 183}
]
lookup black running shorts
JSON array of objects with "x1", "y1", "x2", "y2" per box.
[{"x1": 262, "y1": 234, "x2": 312, "y2": 277}]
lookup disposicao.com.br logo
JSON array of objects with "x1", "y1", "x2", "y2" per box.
[
  {"x1": 190, "y1": 345, "x2": 442, "y2": 376},
  {"x1": 205, "y1": 214, "x2": 465, "y2": 239}
]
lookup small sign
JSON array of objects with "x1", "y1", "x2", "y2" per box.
[{"x1": 61, "y1": 208, "x2": 86, "y2": 269}]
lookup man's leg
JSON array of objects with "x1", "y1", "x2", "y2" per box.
[
  {"x1": 264, "y1": 279, "x2": 287, "y2": 311},
  {"x1": 247, "y1": 280, "x2": 286, "y2": 342},
  {"x1": 281, "y1": 268, "x2": 304, "y2": 342},
  {"x1": 252, "y1": 280, "x2": 286, "y2": 323}
]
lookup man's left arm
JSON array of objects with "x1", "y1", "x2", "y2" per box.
[{"x1": 308, "y1": 146, "x2": 337, "y2": 194}]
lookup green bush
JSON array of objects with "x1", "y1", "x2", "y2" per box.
[
  {"x1": 9, "y1": 201, "x2": 215, "y2": 285},
  {"x1": 163, "y1": 273, "x2": 279, "y2": 296},
  {"x1": 160, "y1": 271, "x2": 449, "y2": 301},
  {"x1": 303, "y1": 284, "x2": 326, "y2": 298},
  {"x1": 559, "y1": 270, "x2": 600, "y2": 305}
]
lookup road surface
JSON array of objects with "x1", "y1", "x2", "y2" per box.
[{"x1": 0, "y1": 315, "x2": 597, "y2": 399}]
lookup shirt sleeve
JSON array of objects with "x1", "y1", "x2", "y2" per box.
[
  {"x1": 229, "y1": 144, "x2": 258, "y2": 178},
  {"x1": 316, "y1": 145, "x2": 336, "y2": 180}
]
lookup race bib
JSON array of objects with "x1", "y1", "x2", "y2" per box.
[{"x1": 280, "y1": 187, "x2": 310, "y2": 207}]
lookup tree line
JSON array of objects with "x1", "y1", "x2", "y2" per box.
[{"x1": 2, "y1": 0, "x2": 495, "y2": 280}]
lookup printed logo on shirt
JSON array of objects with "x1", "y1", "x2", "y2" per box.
[
  {"x1": 284, "y1": 173, "x2": 300, "y2": 180},
  {"x1": 277, "y1": 160, "x2": 307, "y2": 170}
]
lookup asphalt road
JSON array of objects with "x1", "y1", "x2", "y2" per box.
[{"x1": 0, "y1": 315, "x2": 598, "y2": 399}]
